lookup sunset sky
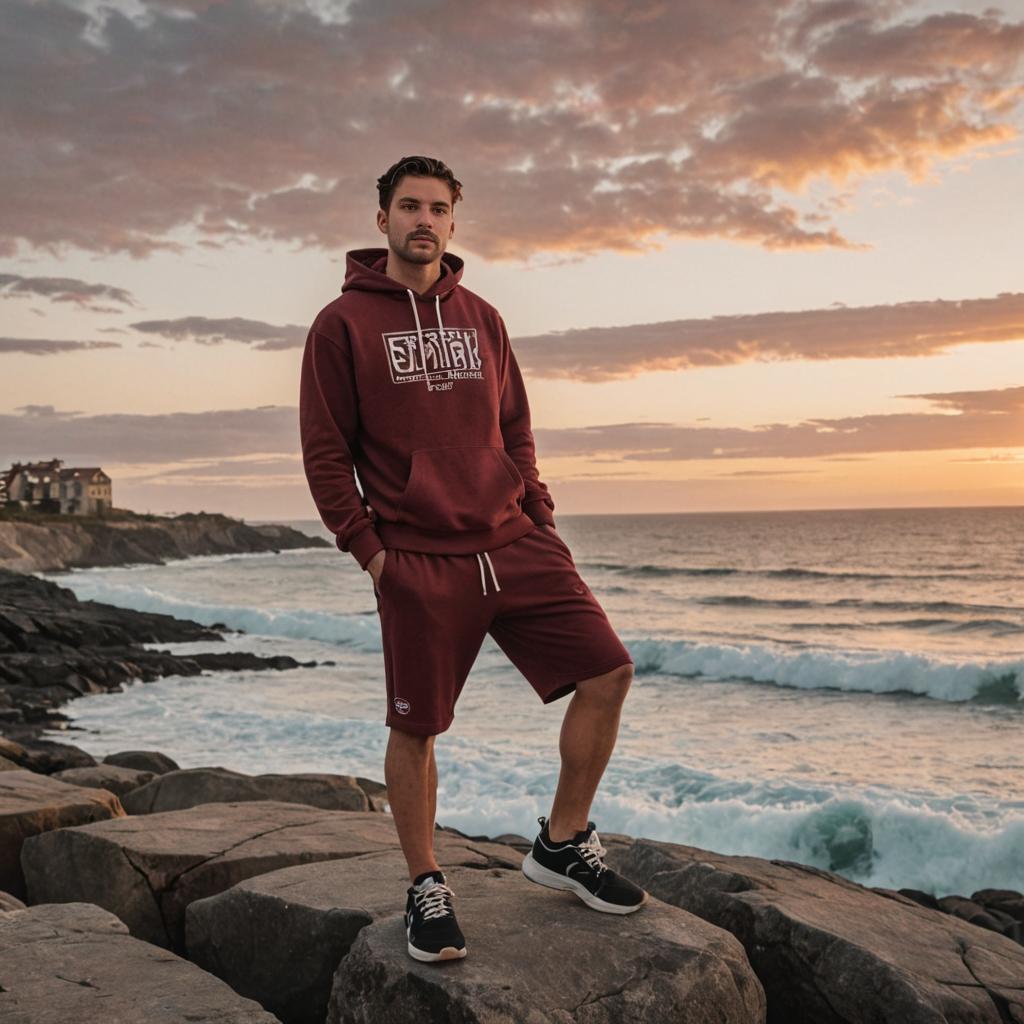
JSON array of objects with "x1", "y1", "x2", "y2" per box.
[{"x1": 3, "y1": 0, "x2": 1023, "y2": 520}]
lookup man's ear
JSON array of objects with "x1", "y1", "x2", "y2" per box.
[{"x1": 376, "y1": 210, "x2": 387, "y2": 235}]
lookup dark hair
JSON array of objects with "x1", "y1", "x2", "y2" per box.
[{"x1": 377, "y1": 155, "x2": 463, "y2": 212}]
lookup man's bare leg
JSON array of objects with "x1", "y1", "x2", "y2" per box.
[
  {"x1": 385, "y1": 727, "x2": 441, "y2": 881},
  {"x1": 546, "y1": 663, "x2": 633, "y2": 842}
]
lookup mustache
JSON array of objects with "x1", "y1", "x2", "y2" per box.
[{"x1": 409, "y1": 232, "x2": 438, "y2": 242}]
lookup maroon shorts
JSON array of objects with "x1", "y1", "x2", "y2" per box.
[{"x1": 372, "y1": 524, "x2": 633, "y2": 735}]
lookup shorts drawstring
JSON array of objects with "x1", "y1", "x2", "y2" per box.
[{"x1": 475, "y1": 551, "x2": 501, "y2": 596}]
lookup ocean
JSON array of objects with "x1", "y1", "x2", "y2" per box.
[{"x1": 40, "y1": 506, "x2": 1024, "y2": 897}]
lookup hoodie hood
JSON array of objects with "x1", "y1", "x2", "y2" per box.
[{"x1": 342, "y1": 247, "x2": 464, "y2": 300}]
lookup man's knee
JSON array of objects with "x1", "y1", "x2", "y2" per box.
[{"x1": 576, "y1": 662, "x2": 633, "y2": 706}]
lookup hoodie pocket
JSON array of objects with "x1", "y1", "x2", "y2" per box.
[{"x1": 396, "y1": 446, "x2": 524, "y2": 533}]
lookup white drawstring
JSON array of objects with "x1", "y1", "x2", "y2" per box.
[
  {"x1": 406, "y1": 287, "x2": 499, "y2": 601},
  {"x1": 406, "y1": 289, "x2": 447, "y2": 393},
  {"x1": 475, "y1": 552, "x2": 501, "y2": 595}
]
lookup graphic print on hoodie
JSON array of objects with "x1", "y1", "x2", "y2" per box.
[{"x1": 299, "y1": 247, "x2": 556, "y2": 569}]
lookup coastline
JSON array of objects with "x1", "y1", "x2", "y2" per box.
[
  {"x1": 1, "y1": 523, "x2": 1022, "y2": 1020},
  {"x1": 0, "y1": 507, "x2": 330, "y2": 574}
]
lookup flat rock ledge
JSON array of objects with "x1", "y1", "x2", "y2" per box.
[
  {"x1": 1, "y1": 769, "x2": 124, "y2": 900},
  {"x1": 603, "y1": 836, "x2": 1024, "y2": 1024},
  {"x1": 186, "y1": 846, "x2": 523, "y2": 1024},
  {"x1": 0, "y1": 901, "x2": 279, "y2": 1023},
  {"x1": 328, "y1": 859, "x2": 766, "y2": 1024},
  {"x1": 21, "y1": 802, "x2": 409, "y2": 953},
  {"x1": 122, "y1": 765, "x2": 377, "y2": 815}
]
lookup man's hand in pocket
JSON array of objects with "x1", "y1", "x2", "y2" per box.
[{"x1": 367, "y1": 548, "x2": 386, "y2": 590}]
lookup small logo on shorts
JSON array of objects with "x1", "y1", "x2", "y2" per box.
[{"x1": 393, "y1": 697, "x2": 411, "y2": 715}]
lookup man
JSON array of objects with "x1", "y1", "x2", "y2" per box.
[{"x1": 299, "y1": 155, "x2": 646, "y2": 964}]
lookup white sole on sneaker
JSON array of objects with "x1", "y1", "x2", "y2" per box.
[
  {"x1": 407, "y1": 941, "x2": 467, "y2": 962},
  {"x1": 521, "y1": 852, "x2": 647, "y2": 914},
  {"x1": 406, "y1": 923, "x2": 467, "y2": 962}
]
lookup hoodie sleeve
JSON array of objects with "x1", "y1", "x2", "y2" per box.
[
  {"x1": 498, "y1": 317, "x2": 556, "y2": 527},
  {"x1": 299, "y1": 326, "x2": 384, "y2": 569}
]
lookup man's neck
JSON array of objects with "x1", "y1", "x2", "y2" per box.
[{"x1": 384, "y1": 253, "x2": 443, "y2": 296}]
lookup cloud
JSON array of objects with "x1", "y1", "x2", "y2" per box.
[
  {"x1": 0, "y1": 272, "x2": 136, "y2": 312},
  {"x1": 2, "y1": 385, "x2": 1021, "y2": 471},
  {"x1": 129, "y1": 316, "x2": 306, "y2": 350},
  {"x1": 532, "y1": 385, "x2": 1024, "y2": 460},
  {"x1": 512, "y1": 290, "x2": 1024, "y2": 380},
  {"x1": 0, "y1": 337, "x2": 122, "y2": 355},
  {"x1": 2, "y1": 0, "x2": 1021, "y2": 259}
]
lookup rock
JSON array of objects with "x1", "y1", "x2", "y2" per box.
[
  {"x1": 21, "y1": 802, "x2": 404, "y2": 952},
  {"x1": 897, "y1": 887, "x2": 941, "y2": 911},
  {"x1": 0, "y1": 568, "x2": 316, "y2": 737},
  {"x1": 104, "y1": 749, "x2": 180, "y2": 774},
  {"x1": 187, "y1": 844, "x2": 523, "y2": 1024},
  {"x1": 0, "y1": 509, "x2": 328, "y2": 574},
  {"x1": 938, "y1": 895, "x2": 1014, "y2": 936},
  {"x1": 54, "y1": 763, "x2": 155, "y2": 797},
  {"x1": 15, "y1": 738, "x2": 97, "y2": 773},
  {"x1": 0, "y1": 754, "x2": 20, "y2": 772},
  {"x1": 0, "y1": 901, "x2": 280, "y2": 1022},
  {"x1": 604, "y1": 837, "x2": 1024, "y2": 1024},
  {"x1": 0, "y1": 769, "x2": 124, "y2": 899},
  {"x1": 0, "y1": 891, "x2": 26, "y2": 912},
  {"x1": 354, "y1": 775, "x2": 389, "y2": 812},
  {"x1": 0, "y1": 737, "x2": 27, "y2": 766},
  {"x1": 122, "y1": 766, "x2": 373, "y2": 815},
  {"x1": 327, "y1": 862, "x2": 766, "y2": 1024}
]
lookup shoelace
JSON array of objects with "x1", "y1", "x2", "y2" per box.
[
  {"x1": 414, "y1": 881, "x2": 456, "y2": 921},
  {"x1": 576, "y1": 830, "x2": 608, "y2": 876}
]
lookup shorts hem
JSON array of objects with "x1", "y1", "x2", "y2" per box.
[
  {"x1": 386, "y1": 717, "x2": 453, "y2": 737},
  {"x1": 538, "y1": 656, "x2": 634, "y2": 705}
]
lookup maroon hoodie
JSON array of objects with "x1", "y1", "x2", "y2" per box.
[{"x1": 299, "y1": 247, "x2": 556, "y2": 569}]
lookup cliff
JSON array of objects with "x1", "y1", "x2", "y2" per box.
[{"x1": 0, "y1": 508, "x2": 330, "y2": 573}]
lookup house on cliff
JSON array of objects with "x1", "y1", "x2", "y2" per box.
[{"x1": 2, "y1": 459, "x2": 113, "y2": 516}]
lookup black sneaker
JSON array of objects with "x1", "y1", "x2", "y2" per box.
[
  {"x1": 405, "y1": 869, "x2": 467, "y2": 962},
  {"x1": 522, "y1": 816, "x2": 648, "y2": 914}
]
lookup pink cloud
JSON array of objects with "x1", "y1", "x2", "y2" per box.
[{"x1": 1, "y1": 0, "x2": 1020, "y2": 259}]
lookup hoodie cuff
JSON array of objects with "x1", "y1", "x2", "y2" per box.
[
  {"x1": 344, "y1": 524, "x2": 385, "y2": 570},
  {"x1": 522, "y1": 496, "x2": 556, "y2": 528}
]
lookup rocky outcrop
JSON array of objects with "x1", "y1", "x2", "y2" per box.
[
  {"x1": 0, "y1": 567, "x2": 326, "y2": 738},
  {"x1": 104, "y1": 749, "x2": 180, "y2": 773},
  {"x1": 603, "y1": 835, "x2": 1024, "y2": 1024},
  {"x1": 0, "y1": 769, "x2": 125, "y2": 899},
  {"x1": 0, "y1": 901, "x2": 279, "y2": 1023},
  {"x1": 186, "y1": 846, "x2": 525, "y2": 1024},
  {"x1": 21, "y1": 802, "x2": 405, "y2": 952},
  {"x1": 122, "y1": 766, "x2": 377, "y2": 815},
  {"x1": 0, "y1": 508, "x2": 328, "y2": 573},
  {"x1": 0, "y1": 891, "x2": 26, "y2": 912},
  {"x1": 328, "y1": 859, "x2": 767, "y2": 1024},
  {"x1": 54, "y1": 763, "x2": 156, "y2": 797}
]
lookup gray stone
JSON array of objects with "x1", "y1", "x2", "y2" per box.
[
  {"x1": 0, "y1": 901, "x2": 280, "y2": 1023},
  {"x1": 327, "y1": 863, "x2": 766, "y2": 1024},
  {"x1": 604, "y1": 836, "x2": 1024, "y2": 1024},
  {"x1": 0, "y1": 890, "x2": 26, "y2": 912},
  {"x1": 54, "y1": 763, "x2": 155, "y2": 797},
  {"x1": 1, "y1": 769, "x2": 124, "y2": 899},
  {"x1": 104, "y1": 748, "x2": 180, "y2": 774},
  {"x1": 187, "y1": 844, "x2": 523, "y2": 1024},
  {"x1": 21, "y1": 802, "x2": 404, "y2": 952},
  {"x1": 122, "y1": 765, "x2": 372, "y2": 814}
]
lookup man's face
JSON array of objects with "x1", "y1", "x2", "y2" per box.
[{"x1": 377, "y1": 175, "x2": 455, "y2": 265}]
